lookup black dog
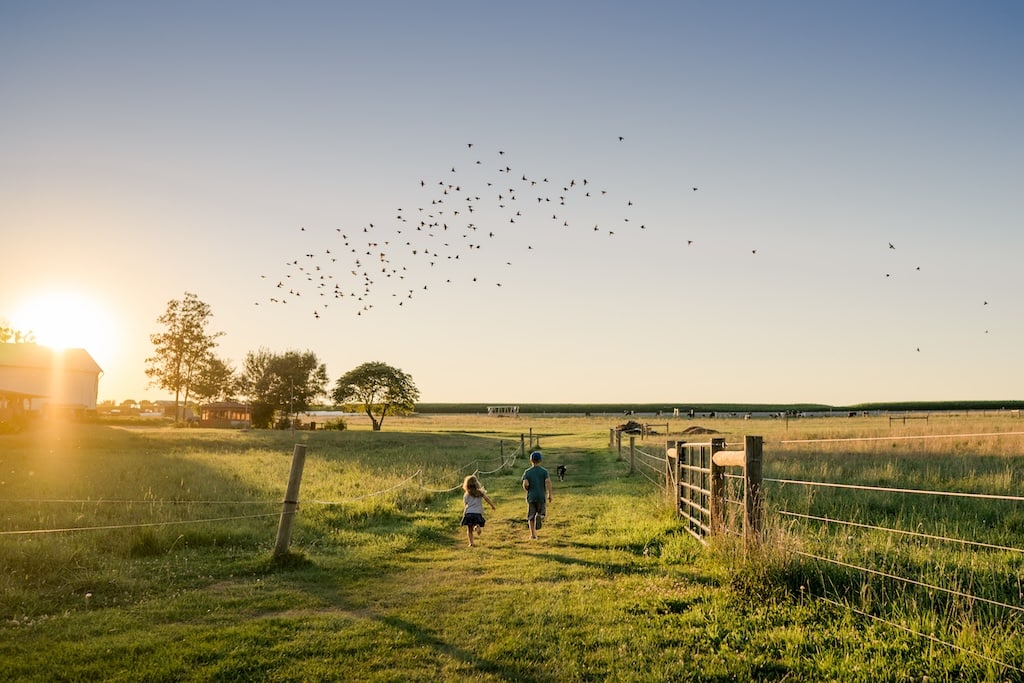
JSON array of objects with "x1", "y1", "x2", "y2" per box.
[{"x1": 556, "y1": 464, "x2": 567, "y2": 481}]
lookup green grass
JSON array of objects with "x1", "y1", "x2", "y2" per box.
[{"x1": 1, "y1": 415, "x2": 1022, "y2": 681}]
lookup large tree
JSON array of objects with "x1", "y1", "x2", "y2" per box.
[
  {"x1": 332, "y1": 361, "x2": 419, "y2": 431},
  {"x1": 145, "y1": 292, "x2": 224, "y2": 421},
  {"x1": 240, "y1": 348, "x2": 328, "y2": 428},
  {"x1": 190, "y1": 355, "x2": 240, "y2": 405}
]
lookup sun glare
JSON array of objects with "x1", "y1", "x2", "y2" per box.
[{"x1": 10, "y1": 290, "x2": 118, "y2": 361}]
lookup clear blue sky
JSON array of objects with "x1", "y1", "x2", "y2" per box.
[{"x1": 2, "y1": 1, "x2": 1021, "y2": 405}]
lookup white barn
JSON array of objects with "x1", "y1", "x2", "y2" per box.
[{"x1": 0, "y1": 343, "x2": 103, "y2": 418}]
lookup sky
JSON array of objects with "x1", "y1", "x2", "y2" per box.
[{"x1": 2, "y1": 1, "x2": 1022, "y2": 406}]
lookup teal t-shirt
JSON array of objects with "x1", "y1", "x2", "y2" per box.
[{"x1": 522, "y1": 465, "x2": 549, "y2": 503}]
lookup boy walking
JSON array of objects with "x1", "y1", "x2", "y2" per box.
[{"x1": 522, "y1": 451, "x2": 552, "y2": 540}]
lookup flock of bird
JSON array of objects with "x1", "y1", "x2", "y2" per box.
[
  {"x1": 254, "y1": 138, "x2": 994, "y2": 354},
  {"x1": 257, "y1": 138, "x2": 673, "y2": 317}
]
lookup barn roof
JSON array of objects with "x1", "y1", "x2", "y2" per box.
[
  {"x1": 0, "y1": 343, "x2": 103, "y2": 374},
  {"x1": 202, "y1": 401, "x2": 249, "y2": 409}
]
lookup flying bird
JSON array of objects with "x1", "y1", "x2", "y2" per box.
[{"x1": 263, "y1": 138, "x2": 658, "y2": 316}]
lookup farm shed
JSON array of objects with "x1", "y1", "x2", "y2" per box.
[
  {"x1": 0, "y1": 343, "x2": 102, "y2": 417},
  {"x1": 200, "y1": 401, "x2": 251, "y2": 428}
]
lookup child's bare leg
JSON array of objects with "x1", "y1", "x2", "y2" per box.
[
  {"x1": 528, "y1": 516, "x2": 537, "y2": 539},
  {"x1": 467, "y1": 526, "x2": 475, "y2": 546}
]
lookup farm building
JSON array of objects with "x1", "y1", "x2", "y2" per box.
[
  {"x1": 152, "y1": 400, "x2": 195, "y2": 421},
  {"x1": 200, "y1": 401, "x2": 251, "y2": 428},
  {"x1": 0, "y1": 343, "x2": 103, "y2": 420},
  {"x1": 487, "y1": 405, "x2": 519, "y2": 416}
]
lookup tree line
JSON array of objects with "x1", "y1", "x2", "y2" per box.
[{"x1": 145, "y1": 292, "x2": 418, "y2": 431}]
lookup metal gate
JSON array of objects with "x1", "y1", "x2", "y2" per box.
[{"x1": 666, "y1": 436, "x2": 763, "y2": 546}]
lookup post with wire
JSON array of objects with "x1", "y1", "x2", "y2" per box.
[
  {"x1": 743, "y1": 435, "x2": 763, "y2": 549},
  {"x1": 274, "y1": 444, "x2": 308, "y2": 558}
]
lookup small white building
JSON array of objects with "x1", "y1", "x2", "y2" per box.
[{"x1": 0, "y1": 343, "x2": 103, "y2": 418}]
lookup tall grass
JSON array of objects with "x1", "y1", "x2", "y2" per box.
[
  {"x1": 1, "y1": 414, "x2": 1023, "y2": 680},
  {"x1": 746, "y1": 414, "x2": 1024, "y2": 677}
]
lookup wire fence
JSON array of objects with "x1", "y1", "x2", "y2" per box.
[
  {"x1": 7, "y1": 428, "x2": 1021, "y2": 671},
  {"x1": 632, "y1": 444, "x2": 668, "y2": 487},
  {"x1": 649, "y1": 432, "x2": 1024, "y2": 674},
  {"x1": 0, "y1": 440, "x2": 527, "y2": 537}
]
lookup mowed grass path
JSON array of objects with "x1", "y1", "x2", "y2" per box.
[{"x1": 2, "y1": 418, "x2": 1015, "y2": 681}]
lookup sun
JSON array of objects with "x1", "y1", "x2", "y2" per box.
[{"x1": 10, "y1": 290, "x2": 118, "y2": 360}]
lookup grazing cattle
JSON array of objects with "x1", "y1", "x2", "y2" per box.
[{"x1": 556, "y1": 465, "x2": 567, "y2": 481}]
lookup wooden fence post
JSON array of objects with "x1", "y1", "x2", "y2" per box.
[
  {"x1": 521, "y1": 433, "x2": 526, "y2": 459},
  {"x1": 274, "y1": 444, "x2": 308, "y2": 558},
  {"x1": 629, "y1": 436, "x2": 635, "y2": 474},
  {"x1": 744, "y1": 435, "x2": 763, "y2": 551},
  {"x1": 665, "y1": 440, "x2": 676, "y2": 508},
  {"x1": 616, "y1": 430, "x2": 622, "y2": 461},
  {"x1": 709, "y1": 438, "x2": 726, "y2": 536}
]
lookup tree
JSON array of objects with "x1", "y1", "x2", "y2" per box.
[
  {"x1": 240, "y1": 348, "x2": 328, "y2": 428},
  {"x1": 190, "y1": 356, "x2": 240, "y2": 405},
  {"x1": 0, "y1": 320, "x2": 34, "y2": 343},
  {"x1": 332, "y1": 361, "x2": 419, "y2": 431},
  {"x1": 145, "y1": 292, "x2": 224, "y2": 421}
]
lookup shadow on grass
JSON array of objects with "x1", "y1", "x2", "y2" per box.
[
  {"x1": 267, "y1": 551, "x2": 316, "y2": 571},
  {"x1": 522, "y1": 549, "x2": 657, "y2": 579},
  {"x1": 377, "y1": 614, "x2": 554, "y2": 682},
  {"x1": 247, "y1": 563, "x2": 556, "y2": 682},
  {"x1": 526, "y1": 543, "x2": 721, "y2": 587}
]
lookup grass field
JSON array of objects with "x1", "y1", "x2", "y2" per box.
[{"x1": 1, "y1": 412, "x2": 1022, "y2": 681}]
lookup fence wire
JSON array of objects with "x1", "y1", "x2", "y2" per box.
[
  {"x1": 768, "y1": 477, "x2": 1024, "y2": 503},
  {"x1": 767, "y1": 431, "x2": 1024, "y2": 675},
  {"x1": 655, "y1": 430, "x2": 1024, "y2": 674},
  {"x1": 0, "y1": 512, "x2": 282, "y2": 536},
  {"x1": 815, "y1": 595, "x2": 1023, "y2": 676},
  {"x1": 1, "y1": 440, "x2": 527, "y2": 536},
  {"x1": 792, "y1": 549, "x2": 1024, "y2": 615},
  {"x1": 777, "y1": 430, "x2": 1024, "y2": 445},
  {"x1": 777, "y1": 510, "x2": 1024, "y2": 555}
]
